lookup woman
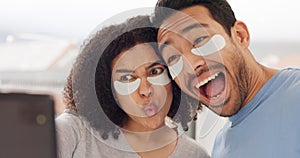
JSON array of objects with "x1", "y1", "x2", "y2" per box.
[{"x1": 55, "y1": 15, "x2": 209, "y2": 158}]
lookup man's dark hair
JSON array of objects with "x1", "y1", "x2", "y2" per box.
[
  {"x1": 63, "y1": 15, "x2": 200, "y2": 140},
  {"x1": 153, "y1": 0, "x2": 236, "y2": 35}
]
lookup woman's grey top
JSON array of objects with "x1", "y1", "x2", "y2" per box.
[{"x1": 55, "y1": 110, "x2": 210, "y2": 158}]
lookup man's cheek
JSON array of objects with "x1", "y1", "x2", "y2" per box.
[{"x1": 168, "y1": 56, "x2": 183, "y2": 79}]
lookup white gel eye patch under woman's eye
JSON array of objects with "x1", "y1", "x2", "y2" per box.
[
  {"x1": 114, "y1": 78, "x2": 141, "y2": 95},
  {"x1": 191, "y1": 34, "x2": 226, "y2": 56},
  {"x1": 147, "y1": 70, "x2": 171, "y2": 86},
  {"x1": 168, "y1": 56, "x2": 183, "y2": 79}
]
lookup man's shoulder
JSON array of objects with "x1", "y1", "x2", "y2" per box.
[
  {"x1": 280, "y1": 68, "x2": 300, "y2": 78},
  {"x1": 267, "y1": 68, "x2": 300, "y2": 91}
]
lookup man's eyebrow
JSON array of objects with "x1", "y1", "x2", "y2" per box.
[
  {"x1": 180, "y1": 23, "x2": 208, "y2": 34},
  {"x1": 159, "y1": 42, "x2": 168, "y2": 56},
  {"x1": 179, "y1": 23, "x2": 208, "y2": 33},
  {"x1": 159, "y1": 23, "x2": 208, "y2": 54}
]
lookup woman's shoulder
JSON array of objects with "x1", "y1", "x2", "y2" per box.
[
  {"x1": 56, "y1": 109, "x2": 82, "y2": 126},
  {"x1": 174, "y1": 134, "x2": 210, "y2": 158},
  {"x1": 178, "y1": 134, "x2": 201, "y2": 147},
  {"x1": 55, "y1": 109, "x2": 86, "y2": 158},
  {"x1": 55, "y1": 109, "x2": 86, "y2": 136}
]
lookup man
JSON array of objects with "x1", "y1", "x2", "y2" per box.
[{"x1": 153, "y1": 0, "x2": 300, "y2": 157}]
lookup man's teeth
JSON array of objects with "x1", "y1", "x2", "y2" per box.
[
  {"x1": 211, "y1": 94, "x2": 220, "y2": 99},
  {"x1": 195, "y1": 72, "x2": 220, "y2": 89}
]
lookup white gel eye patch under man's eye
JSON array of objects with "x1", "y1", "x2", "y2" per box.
[
  {"x1": 168, "y1": 56, "x2": 183, "y2": 79},
  {"x1": 114, "y1": 78, "x2": 141, "y2": 95},
  {"x1": 147, "y1": 70, "x2": 171, "y2": 86},
  {"x1": 191, "y1": 34, "x2": 226, "y2": 56}
]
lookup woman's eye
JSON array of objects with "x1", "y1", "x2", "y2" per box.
[
  {"x1": 167, "y1": 55, "x2": 180, "y2": 66},
  {"x1": 150, "y1": 67, "x2": 164, "y2": 76},
  {"x1": 119, "y1": 74, "x2": 135, "y2": 82},
  {"x1": 193, "y1": 36, "x2": 208, "y2": 47}
]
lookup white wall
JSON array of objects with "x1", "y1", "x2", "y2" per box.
[{"x1": 195, "y1": 107, "x2": 228, "y2": 155}]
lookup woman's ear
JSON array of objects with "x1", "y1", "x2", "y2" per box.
[{"x1": 231, "y1": 20, "x2": 250, "y2": 48}]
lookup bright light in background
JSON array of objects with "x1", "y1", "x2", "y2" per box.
[
  {"x1": 1, "y1": 0, "x2": 300, "y2": 41},
  {"x1": 0, "y1": 0, "x2": 157, "y2": 71},
  {"x1": 230, "y1": 0, "x2": 300, "y2": 42},
  {"x1": 0, "y1": 0, "x2": 157, "y2": 39},
  {"x1": 0, "y1": 0, "x2": 299, "y2": 70}
]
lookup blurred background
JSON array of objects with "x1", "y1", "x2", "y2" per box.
[{"x1": 1, "y1": 0, "x2": 299, "y2": 155}]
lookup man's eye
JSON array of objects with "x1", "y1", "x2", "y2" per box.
[
  {"x1": 193, "y1": 36, "x2": 209, "y2": 47},
  {"x1": 150, "y1": 67, "x2": 164, "y2": 76},
  {"x1": 119, "y1": 74, "x2": 135, "y2": 82},
  {"x1": 167, "y1": 55, "x2": 180, "y2": 66}
]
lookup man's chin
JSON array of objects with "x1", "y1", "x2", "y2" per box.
[
  {"x1": 201, "y1": 102, "x2": 233, "y2": 117},
  {"x1": 211, "y1": 106, "x2": 240, "y2": 117},
  {"x1": 206, "y1": 105, "x2": 225, "y2": 116}
]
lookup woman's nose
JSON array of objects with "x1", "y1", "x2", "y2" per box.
[{"x1": 138, "y1": 78, "x2": 152, "y2": 97}]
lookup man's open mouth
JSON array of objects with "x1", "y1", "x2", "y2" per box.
[{"x1": 195, "y1": 72, "x2": 226, "y2": 106}]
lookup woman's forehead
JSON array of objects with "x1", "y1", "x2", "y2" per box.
[{"x1": 113, "y1": 43, "x2": 160, "y2": 70}]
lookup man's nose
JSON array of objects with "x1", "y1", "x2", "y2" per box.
[
  {"x1": 138, "y1": 78, "x2": 153, "y2": 97},
  {"x1": 182, "y1": 48, "x2": 206, "y2": 73},
  {"x1": 176, "y1": 38, "x2": 206, "y2": 73}
]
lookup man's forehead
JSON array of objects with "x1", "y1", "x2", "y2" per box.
[
  {"x1": 158, "y1": 15, "x2": 209, "y2": 43},
  {"x1": 158, "y1": 20, "x2": 207, "y2": 54},
  {"x1": 158, "y1": 5, "x2": 211, "y2": 34},
  {"x1": 159, "y1": 13, "x2": 197, "y2": 33}
]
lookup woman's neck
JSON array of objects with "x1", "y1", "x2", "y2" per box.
[{"x1": 122, "y1": 125, "x2": 178, "y2": 156}]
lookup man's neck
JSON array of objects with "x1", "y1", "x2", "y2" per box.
[{"x1": 242, "y1": 64, "x2": 279, "y2": 107}]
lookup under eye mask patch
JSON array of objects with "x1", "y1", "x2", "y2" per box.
[
  {"x1": 114, "y1": 78, "x2": 141, "y2": 95},
  {"x1": 191, "y1": 34, "x2": 226, "y2": 56},
  {"x1": 113, "y1": 71, "x2": 171, "y2": 95},
  {"x1": 147, "y1": 70, "x2": 171, "y2": 86},
  {"x1": 168, "y1": 56, "x2": 183, "y2": 79}
]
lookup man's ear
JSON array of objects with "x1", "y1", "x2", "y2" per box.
[{"x1": 231, "y1": 20, "x2": 250, "y2": 47}]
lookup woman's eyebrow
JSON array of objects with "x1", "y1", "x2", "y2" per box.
[
  {"x1": 147, "y1": 60, "x2": 165, "y2": 69},
  {"x1": 115, "y1": 69, "x2": 134, "y2": 73},
  {"x1": 115, "y1": 60, "x2": 164, "y2": 73}
]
